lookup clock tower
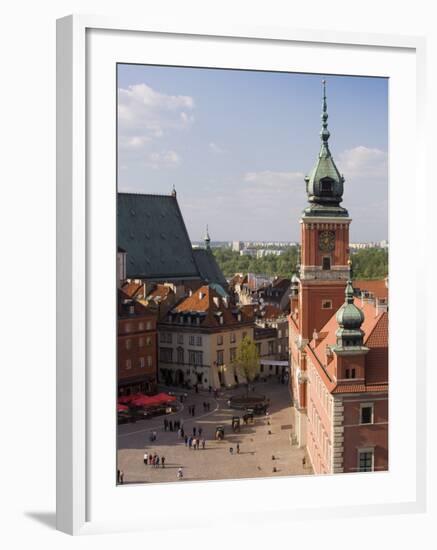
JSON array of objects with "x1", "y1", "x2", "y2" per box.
[{"x1": 298, "y1": 80, "x2": 351, "y2": 341}]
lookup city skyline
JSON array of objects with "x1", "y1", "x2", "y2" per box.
[{"x1": 118, "y1": 65, "x2": 388, "y2": 242}]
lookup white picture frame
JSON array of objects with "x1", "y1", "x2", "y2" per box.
[{"x1": 56, "y1": 14, "x2": 427, "y2": 535}]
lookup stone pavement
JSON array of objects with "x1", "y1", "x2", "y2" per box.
[{"x1": 117, "y1": 380, "x2": 313, "y2": 484}]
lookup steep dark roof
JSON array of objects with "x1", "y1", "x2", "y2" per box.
[
  {"x1": 192, "y1": 249, "x2": 228, "y2": 288},
  {"x1": 117, "y1": 193, "x2": 200, "y2": 280}
]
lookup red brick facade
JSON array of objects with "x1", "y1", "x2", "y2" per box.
[{"x1": 118, "y1": 294, "x2": 158, "y2": 396}]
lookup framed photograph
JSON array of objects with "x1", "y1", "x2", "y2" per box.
[{"x1": 57, "y1": 15, "x2": 427, "y2": 535}]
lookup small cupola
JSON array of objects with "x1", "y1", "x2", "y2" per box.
[{"x1": 335, "y1": 274, "x2": 365, "y2": 349}]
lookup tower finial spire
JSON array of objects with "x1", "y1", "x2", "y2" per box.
[
  {"x1": 320, "y1": 79, "x2": 330, "y2": 146},
  {"x1": 204, "y1": 224, "x2": 211, "y2": 250}
]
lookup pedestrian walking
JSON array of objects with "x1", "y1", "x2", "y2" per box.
[
  {"x1": 149, "y1": 431, "x2": 154, "y2": 442},
  {"x1": 236, "y1": 443, "x2": 240, "y2": 454},
  {"x1": 184, "y1": 435, "x2": 188, "y2": 446},
  {"x1": 181, "y1": 427, "x2": 185, "y2": 438},
  {"x1": 143, "y1": 452, "x2": 148, "y2": 465},
  {"x1": 177, "y1": 467, "x2": 183, "y2": 480},
  {"x1": 153, "y1": 430, "x2": 157, "y2": 441},
  {"x1": 164, "y1": 418, "x2": 168, "y2": 431},
  {"x1": 117, "y1": 469, "x2": 121, "y2": 483},
  {"x1": 177, "y1": 427, "x2": 182, "y2": 439},
  {"x1": 156, "y1": 456, "x2": 160, "y2": 468},
  {"x1": 302, "y1": 457, "x2": 306, "y2": 468},
  {"x1": 202, "y1": 438, "x2": 206, "y2": 449},
  {"x1": 229, "y1": 447, "x2": 234, "y2": 455},
  {"x1": 169, "y1": 420, "x2": 173, "y2": 432},
  {"x1": 208, "y1": 385, "x2": 212, "y2": 394},
  {"x1": 119, "y1": 470, "x2": 124, "y2": 484},
  {"x1": 193, "y1": 427, "x2": 196, "y2": 436},
  {"x1": 161, "y1": 456, "x2": 165, "y2": 468},
  {"x1": 188, "y1": 437, "x2": 193, "y2": 449},
  {"x1": 198, "y1": 427, "x2": 202, "y2": 437},
  {"x1": 192, "y1": 405, "x2": 196, "y2": 417}
]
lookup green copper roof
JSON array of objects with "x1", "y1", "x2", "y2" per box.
[
  {"x1": 303, "y1": 80, "x2": 348, "y2": 218},
  {"x1": 334, "y1": 270, "x2": 365, "y2": 348},
  {"x1": 118, "y1": 193, "x2": 200, "y2": 280}
]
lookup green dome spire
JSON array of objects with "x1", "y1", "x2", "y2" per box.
[
  {"x1": 303, "y1": 79, "x2": 348, "y2": 218},
  {"x1": 335, "y1": 262, "x2": 365, "y2": 348}
]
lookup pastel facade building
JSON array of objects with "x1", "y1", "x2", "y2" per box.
[
  {"x1": 158, "y1": 284, "x2": 255, "y2": 389},
  {"x1": 288, "y1": 81, "x2": 388, "y2": 474}
]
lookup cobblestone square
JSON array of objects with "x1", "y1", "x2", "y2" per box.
[{"x1": 117, "y1": 380, "x2": 312, "y2": 484}]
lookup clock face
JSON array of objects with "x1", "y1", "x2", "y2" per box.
[{"x1": 319, "y1": 230, "x2": 335, "y2": 252}]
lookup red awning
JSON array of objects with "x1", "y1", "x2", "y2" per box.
[{"x1": 117, "y1": 403, "x2": 129, "y2": 412}]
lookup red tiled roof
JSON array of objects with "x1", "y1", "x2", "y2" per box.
[
  {"x1": 353, "y1": 279, "x2": 388, "y2": 300},
  {"x1": 308, "y1": 298, "x2": 388, "y2": 392},
  {"x1": 121, "y1": 281, "x2": 143, "y2": 299},
  {"x1": 171, "y1": 285, "x2": 254, "y2": 328},
  {"x1": 147, "y1": 284, "x2": 173, "y2": 301}
]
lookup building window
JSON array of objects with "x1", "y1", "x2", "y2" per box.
[
  {"x1": 146, "y1": 321, "x2": 152, "y2": 330},
  {"x1": 278, "y1": 344, "x2": 282, "y2": 353},
  {"x1": 147, "y1": 355, "x2": 152, "y2": 367},
  {"x1": 124, "y1": 323, "x2": 132, "y2": 333},
  {"x1": 217, "y1": 335, "x2": 223, "y2": 346},
  {"x1": 216, "y1": 350, "x2": 224, "y2": 366},
  {"x1": 160, "y1": 348, "x2": 173, "y2": 363},
  {"x1": 177, "y1": 348, "x2": 184, "y2": 364},
  {"x1": 196, "y1": 336, "x2": 202, "y2": 346},
  {"x1": 268, "y1": 341, "x2": 275, "y2": 355},
  {"x1": 138, "y1": 322, "x2": 145, "y2": 331},
  {"x1": 125, "y1": 339, "x2": 132, "y2": 350},
  {"x1": 139, "y1": 337, "x2": 145, "y2": 348},
  {"x1": 177, "y1": 334, "x2": 184, "y2": 345},
  {"x1": 189, "y1": 350, "x2": 203, "y2": 365},
  {"x1": 243, "y1": 332, "x2": 247, "y2": 339},
  {"x1": 160, "y1": 332, "x2": 172, "y2": 344},
  {"x1": 345, "y1": 368, "x2": 350, "y2": 379},
  {"x1": 146, "y1": 336, "x2": 152, "y2": 346},
  {"x1": 360, "y1": 403, "x2": 374, "y2": 424},
  {"x1": 322, "y1": 257, "x2": 331, "y2": 270},
  {"x1": 189, "y1": 335, "x2": 195, "y2": 346},
  {"x1": 230, "y1": 348, "x2": 236, "y2": 362},
  {"x1": 230, "y1": 332, "x2": 236, "y2": 344},
  {"x1": 260, "y1": 364, "x2": 264, "y2": 373},
  {"x1": 351, "y1": 368, "x2": 356, "y2": 379},
  {"x1": 322, "y1": 300, "x2": 332, "y2": 309},
  {"x1": 358, "y1": 449, "x2": 374, "y2": 472},
  {"x1": 139, "y1": 357, "x2": 145, "y2": 368},
  {"x1": 125, "y1": 359, "x2": 132, "y2": 370},
  {"x1": 256, "y1": 343, "x2": 261, "y2": 355}
]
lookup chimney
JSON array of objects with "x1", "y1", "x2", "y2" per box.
[{"x1": 375, "y1": 297, "x2": 388, "y2": 316}]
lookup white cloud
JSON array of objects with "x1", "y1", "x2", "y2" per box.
[
  {"x1": 144, "y1": 150, "x2": 181, "y2": 169},
  {"x1": 118, "y1": 83, "x2": 195, "y2": 140},
  {"x1": 209, "y1": 142, "x2": 224, "y2": 154},
  {"x1": 244, "y1": 171, "x2": 304, "y2": 188},
  {"x1": 337, "y1": 146, "x2": 387, "y2": 180},
  {"x1": 118, "y1": 83, "x2": 195, "y2": 172}
]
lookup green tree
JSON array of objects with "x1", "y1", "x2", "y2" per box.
[{"x1": 233, "y1": 336, "x2": 260, "y2": 395}]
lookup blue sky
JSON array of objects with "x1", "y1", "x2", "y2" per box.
[{"x1": 117, "y1": 65, "x2": 388, "y2": 242}]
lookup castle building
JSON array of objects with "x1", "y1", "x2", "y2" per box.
[{"x1": 288, "y1": 81, "x2": 388, "y2": 474}]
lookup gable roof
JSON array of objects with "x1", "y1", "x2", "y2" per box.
[
  {"x1": 192, "y1": 249, "x2": 228, "y2": 288},
  {"x1": 117, "y1": 193, "x2": 200, "y2": 280},
  {"x1": 169, "y1": 284, "x2": 254, "y2": 329}
]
